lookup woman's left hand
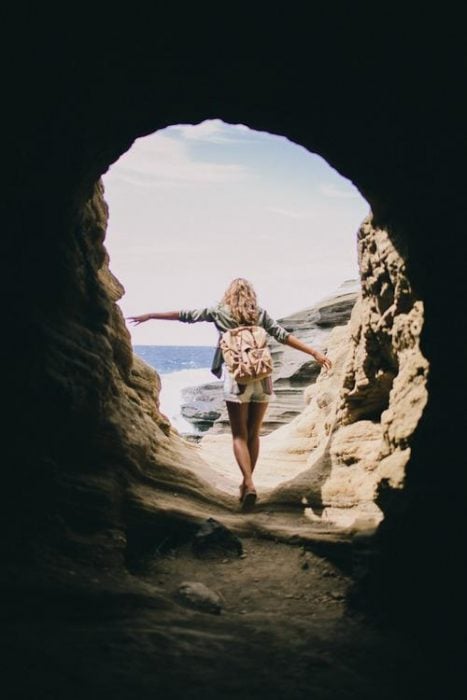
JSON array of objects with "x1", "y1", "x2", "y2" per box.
[{"x1": 314, "y1": 352, "x2": 332, "y2": 370}]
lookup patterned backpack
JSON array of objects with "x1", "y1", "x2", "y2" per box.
[{"x1": 220, "y1": 325, "x2": 274, "y2": 384}]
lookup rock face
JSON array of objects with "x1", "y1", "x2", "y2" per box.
[
  {"x1": 200, "y1": 218, "x2": 429, "y2": 530},
  {"x1": 181, "y1": 282, "x2": 359, "y2": 435},
  {"x1": 181, "y1": 382, "x2": 224, "y2": 432}
]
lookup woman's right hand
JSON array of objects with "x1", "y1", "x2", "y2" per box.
[{"x1": 127, "y1": 313, "x2": 152, "y2": 326}]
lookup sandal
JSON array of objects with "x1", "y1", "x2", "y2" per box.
[{"x1": 241, "y1": 489, "x2": 257, "y2": 512}]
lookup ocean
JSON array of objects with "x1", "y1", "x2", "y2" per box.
[{"x1": 133, "y1": 345, "x2": 218, "y2": 434}]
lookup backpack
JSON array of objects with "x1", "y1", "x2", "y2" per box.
[{"x1": 219, "y1": 325, "x2": 274, "y2": 384}]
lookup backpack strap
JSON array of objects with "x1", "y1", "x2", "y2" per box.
[{"x1": 210, "y1": 333, "x2": 224, "y2": 378}]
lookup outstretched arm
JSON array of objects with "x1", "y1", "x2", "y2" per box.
[
  {"x1": 128, "y1": 307, "x2": 216, "y2": 327},
  {"x1": 285, "y1": 334, "x2": 332, "y2": 370},
  {"x1": 127, "y1": 311, "x2": 180, "y2": 325}
]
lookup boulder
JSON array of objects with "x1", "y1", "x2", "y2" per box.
[
  {"x1": 191, "y1": 517, "x2": 243, "y2": 558},
  {"x1": 175, "y1": 581, "x2": 224, "y2": 615}
]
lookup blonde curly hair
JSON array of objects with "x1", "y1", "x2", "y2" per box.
[{"x1": 221, "y1": 278, "x2": 259, "y2": 325}]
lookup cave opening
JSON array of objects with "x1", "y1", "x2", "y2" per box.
[
  {"x1": 102, "y1": 119, "x2": 374, "y2": 516},
  {"x1": 3, "y1": 30, "x2": 457, "y2": 696},
  {"x1": 102, "y1": 119, "x2": 368, "y2": 428}
]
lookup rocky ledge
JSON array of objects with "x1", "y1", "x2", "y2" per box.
[{"x1": 180, "y1": 279, "x2": 359, "y2": 436}]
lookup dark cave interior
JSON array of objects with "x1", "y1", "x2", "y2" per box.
[{"x1": 1, "y1": 12, "x2": 465, "y2": 698}]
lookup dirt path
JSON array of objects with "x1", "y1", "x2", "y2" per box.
[
  {"x1": 141, "y1": 536, "x2": 348, "y2": 617},
  {"x1": 2, "y1": 530, "x2": 429, "y2": 700},
  {"x1": 129, "y1": 536, "x2": 424, "y2": 699}
]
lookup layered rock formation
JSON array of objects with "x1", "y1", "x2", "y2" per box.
[
  {"x1": 180, "y1": 382, "x2": 223, "y2": 433},
  {"x1": 181, "y1": 281, "x2": 359, "y2": 435}
]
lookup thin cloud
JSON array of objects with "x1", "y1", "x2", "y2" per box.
[
  {"x1": 107, "y1": 129, "x2": 252, "y2": 187},
  {"x1": 113, "y1": 163, "x2": 249, "y2": 188}
]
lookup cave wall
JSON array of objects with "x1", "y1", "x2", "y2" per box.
[
  {"x1": 333, "y1": 218, "x2": 429, "y2": 505},
  {"x1": 2, "y1": 16, "x2": 465, "y2": 668},
  {"x1": 1, "y1": 176, "x2": 236, "y2": 575}
]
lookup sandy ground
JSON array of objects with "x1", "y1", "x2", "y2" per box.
[
  {"x1": 2, "y1": 534, "x2": 429, "y2": 700},
  {"x1": 198, "y1": 432, "x2": 309, "y2": 495}
]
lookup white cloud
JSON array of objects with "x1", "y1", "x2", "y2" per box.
[{"x1": 107, "y1": 129, "x2": 251, "y2": 187}]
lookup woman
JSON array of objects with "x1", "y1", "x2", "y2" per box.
[{"x1": 127, "y1": 278, "x2": 332, "y2": 511}]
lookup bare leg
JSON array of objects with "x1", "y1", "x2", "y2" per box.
[
  {"x1": 225, "y1": 402, "x2": 255, "y2": 492},
  {"x1": 247, "y1": 401, "x2": 269, "y2": 473}
]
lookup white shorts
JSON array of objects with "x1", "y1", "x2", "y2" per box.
[{"x1": 223, "y1": 371, "x2": 274, "y2": 404}]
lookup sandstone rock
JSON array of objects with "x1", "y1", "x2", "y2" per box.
[
  {"x1": 191, "y1": 517, "x2": 243, "y2": 558},
  {"x1": 329, "y1": 421, "x2": 383, "y2": 471},
  {"x1": 180, "y1": 382, "x2": 224, "y2": 432},
  {"x1": 175, "y1": 581, "x2": 224, "y2": 615}
]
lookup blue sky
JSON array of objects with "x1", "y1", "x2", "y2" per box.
[{"x1": 102, "y1": 119, "x2": 369, "y2": 345}]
